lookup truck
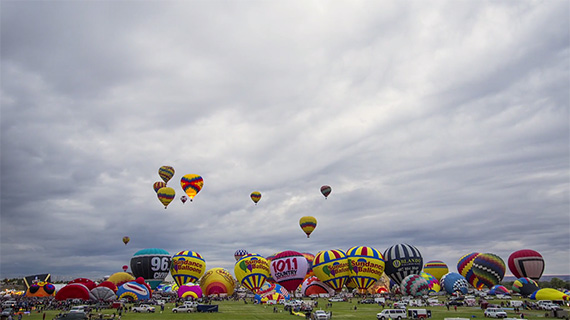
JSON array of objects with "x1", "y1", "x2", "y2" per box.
[
  {"x1": 131, "y1": 304, "x2": 155, "y2": 313},
  {"x1": 408, "y1": 309, "x2": 432, "y2": 319},
  {"x1": 312, "y1": 310, "x2": 331, "y2": 320}
]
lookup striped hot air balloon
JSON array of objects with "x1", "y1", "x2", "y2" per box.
[
  {"x1": 472, "y1": 253, "x2": 506, "y2": 289},
  {"x1": 313, "y1": 249, "x2": 350, "y2": 292},
  {"x1": 508, "y1": 249, "x2": 545, "y2": 281},
  {"x1": 383, "y1": 244, "x2": 423, "y2": 285}
]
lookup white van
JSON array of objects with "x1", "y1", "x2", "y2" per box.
[
  {"x1": 2, "y1": 301, "x2": 17, "y2": 308},
  {"x1": 69, "y1": 306, "x2": 89, "y2": 313},
  {"x1": 377, "y1": 309, "x2": 407, "y2": 320}
]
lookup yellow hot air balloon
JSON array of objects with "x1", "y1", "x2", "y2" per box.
[
  {"x1": 200, "y1": 268, "x2": 235, "y2": 296},
  {"x1": 180, "y1": 174, "x2": 203, "y2": 201},
  {"x1": 159, "y1": 166, "x2": 175, "y2": 184},
  {"x1": 234, "y1": 254, "x2": 270, "y2": 293},
  {"x1": 170, "y1": 251, "x2": 206, "y2": 287},
  {"x1": 157, "y1": 187, "x2": 175, "y2": 209},
  {"x1": 299, "y1": 216, "x2": 317, "y2": 238},
  {"x1": 250, "y1": 191, "x2": 261, "y2": 204},
  {"x1": 346, "y1": 246, "x2": 385, "y2": 293},
  {"x1": 312, "y1": 249, "x2": 350, "y2": 292}
]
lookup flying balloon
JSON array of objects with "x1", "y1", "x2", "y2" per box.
[
  {"x1": 157, "y1": 187, "x2": 175, "y2": 209},
  {"x1": 299, "y1": 216, "x2": 317, "y2": 238},
  {"x1": 153, "y1": 181, "x2": 166, "y2": 193},
  {"x1": 180, "y1": 174, "x2": 203, "y2": 201},
  {"x1": 346, "y1": 246, "x2": 385, "y2": 293},
  {"x1": 122, "y1": 236, "x2": 130, "y2": 245},
  {"x1": 423, "y1": 260, "x2": 448, "y2": 281},
  {"x1": 320, "y1": 185, "x2": 332, "y2": 199},
  {"x1": 235, "y1": 254, "x2": 270, "y2": 293},
  {"x1": 159, "y1": 166, "x2": 175, "y2": 184},
  {"x1": 508, "y1": 249, "x2": 544, "y2": 281},
  {"x1": 270, "y1": 250, "x2": 309, "y2": 293},
  {"x1": 122, "y1": 265, "x2": 128, "y2": 272},
  {"x1": 234, "y1": 249, "x2": 248, "y2": 261},
  {"x1": 170, "y1": 251, "x2": 206, "y2": 288},
  {"x1": 313, "y1": 249, "x2": 350, "y2": 292},
  {"x1": 180, "y1": 195, "x2": 188, "y2": 204},
  {"x1": 472, "y1": 253, "x2": 506, "y2": 289},
  {"x1": 130, "y1": 248, "x2": 171, "y2": 290},
  {"x1": 383, "y1": 243, "x2": 423, "y2": 285},
  {"x1": 250, "y1": 191, "x2": 261, "y2": 204}
]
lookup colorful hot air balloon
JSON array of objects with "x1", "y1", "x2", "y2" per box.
[
  {"x1": 419, "y1": 271, "x2": 441, "y2": 293},
  {"x1": 457, "y1": 252, "x2": 483, "y2": 289},
  {"x1": 171, "y1": 251, "x2": 206, "y2": 288},
  {"x1": 234, "y1": 249, "x2": 248, "y2": 261},
  {"x1": 529, "y1": 288, "x2": 569, "y2": 301},
  {"x1": 472, "y1": 253, "x2": 506, "y2": 289},
  {"x1": 401, "y1": 274, "x2": 430, "y2": 296},
  {"x1": 159, "y1": 166, "x2": 175, "y2": 184},
  {"x1": 122, "y1": 236, "x2": 130, "y2": 245},
  {"x1": 200, "y1": 268, "x2": 235, "y2": 296},
  {"x1": 301, "y1": 276, "x2": 335, "y2": 297},
  {"x1": 489, "y1": 285, "x2": 510, "y2": 295},
  {"x1": 234, "y1": 254, "x2": 270, "y2": 293},
  {"x1": 346, "y1": 246, "x2": 385, "y2": 293},
  {"x1": 320, "y1": 185, "x2": 332, "y2": 199},
  {"x1": 512, "y1": 277, "x2": 539, "y2": 296},
  {"x1": 383, "y1": 244, "x2": 423, "y2": 285},
  {"x1": 157, "y1": 187, "x2": 175, "y2": 209},
  {"x1": 250, "y1": 191, "x2": 261, "y2": 204},
  {"x1": 153, "y1": 181, "x2": 166, "y2": 193},
  {"x1": 180, "y1": 195, "x2": 188, "y2": 204},
  {"x1": 508, "y1": 249, "x2": 545, "y2": 281},
  {"x1": 312, "y1": 249, "x2": 350, "y2": 292},
  {"x1": 177, "y1": 283, "x2": 203, "y2": 299},
  {"x1": 130, "y1": 248, "x2": 171, "y2": 290},
  {"x1": 270, "y1": 251, "x2": 309, "y2": 293},
  {"x1": 440, "y1": 272, "x2": 469, "y2": 294},
  {"x1": 299, "y1": 216, "x2": 317, "y2": 238},
  {"x1": 423, "y1": 260, "x2": 448, "y2": 281},
  {"x1": 180, "y1": 174, "x2": 203, "y2": 201}
]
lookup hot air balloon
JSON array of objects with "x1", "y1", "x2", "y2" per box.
[
  {"x1": 170, "y1": 251, "x2": 206, "y2": 287},
  {"x1": 90, "y1": 286, "x2": 117, "y2": 301},
  {"x1": 130, "y1": 248, "x2": 171, "y2": 290},
  {"x1": 254, "y1": 282, "x2": 290, "y2": 304},
  {"x1": 457, "y1": 252, "x2": 483, "y2": 289},
  {"x1": 116, "y1": 278, "x2": 152, "y2": 301},
  {"x1": 419, "y1": 272, "x2": 441, "y2": 293},
  {"x1": 530, "y1": 288, "x2": 569, "y2": 301},
  {"x1": 512, "y1": 277, "x2": 539, "y2": 296},
  {"x1": 122, "y1": 236, "x2": 130, "y2": 245},
  {"x1": 383, "y1": 244, "x2": 423, "y2": 285},
  {"x1": 472, "y1": 253, "x2": 506, "y2": 289},
  {"x1": 180, "y1": 195, "x2": 188, "y2": 204},
  {"x1": 270, "y1": 250, "x2": 309, "y2": 293},
  {"x1": 234, "y1": 254, "x2": 270, "y2": 293},
  {"x1": 423, "y1": 260, "x2": 448, "y2": 281},
  {"x1": 488, "y1": 285, "x2": 510, "y2": 296},
  {"x1": 107, "y1": 272, "x2": 135, "y2": 287},
  {"x1": 55, "y1": 283, "x2": 91, "y2": 301},
  {"x1": 234, "y1": 249, "x2": 248, "y2": 261},
  {"x1": 312, "y1": 249, "x2": 350, "y2": 292},
  {"x1": 159, "y1": 166, "x2": 175, "y2": 184},
  {"x1": 401, "y1": 274, "x2": 430, "y2": 296},
  {"x1": 508, "y1": 249, "x2": 545, "y2": 281},
  {"x1": 122, "y1": 265, "x2": 128, "y2": 272},
  {"x1": 200, "y1": 268, "x2": 235, "y2": 296},
  {"x1": 153, "y1": 181, "x2": 166, "y2": 193},
  {"x1": 250, "y1": 191, "x2": 261, "y2": 204},
  {"x1": 177, "y1": 283, "x2": 203, "y2": 299},
  {"x1": 299, "y1": 216, "x2": 317, "y2": 238},
  {"x1": 301, "y1": 276, "x2": 335, "y2": 297},
  {"x1": 346, "y1": 246, "x2": 385, "y2": 293},
  {"x1": 320, "y1": 185, "x2": 332, "y2": 199},
  {"x1": 157, "y1": 187, "x2": 175, "y2": 209},
  {"x1": 180, "y1": 174, "x2": 203, "y2": 201},
  {"x1": 440, "y1": 272, "x2": 469, "y2": 294}
]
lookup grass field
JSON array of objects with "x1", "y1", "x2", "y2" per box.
[{"x1": 14, "y1": 299, "x2": 564, "y2": 320}]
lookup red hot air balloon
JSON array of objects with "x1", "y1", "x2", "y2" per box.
[
  {"x1": 122, "y1": 265, "x2": 128, "y2": 272},
  {"x1": 508, "y1": 249, "x2": 545, "y2": 281}
]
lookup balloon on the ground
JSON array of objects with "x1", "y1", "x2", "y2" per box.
[
  {"x1": 122, "y1": 236, "x2": 130, "y2": 245},
  {"x1": 270, "y1": 250, "x2": 309, "y2": 293},
  {"x1": 171, "y1": 250, "x2": 206, "y2": 287},
  {"x1": 423, "y1": 260, "x2": 448, "y2": 281},
  {"x1": 346, "y1": 246, "x2": 385, "y2": 293},
  {"x1": 301, "y1": 276, "x2": 335, "y2": 297},
  {"x1": 107, "y1": 272, "x2": 135, "y2": 287},
  {"x1": 177, "y1": 283, "x2": 203, "y2": 299},
  {"x1": 159, "y1": 166, "x2": 175, "y2": 184},
  {"x1": 55, "y1": 283, "x2": 91, "y2": 301},
  {"x1": 153, "y1": 181, "x2": 166, "y2": 193},
  {"x1": 440, "y1": 272, "x2": 469, "y2": 295},
  {"x1": 508, "y1": 249, "x2": 545, "y2": 281},
  {"x1": 457, "y1": 252, "x2": 483, "y2": 290},
  {"x1": 254, "y1": 282, "x2": 290, "y2": 303},
  {"x1": 512, "y1": 277, "x2": 539, "y2": 296},
  {"x1": 472, "y1": 253, "x2": 506, "y2": 289},
  {"x1": 25, "y1": 281, "x2": 55, "y2": 297},
  {"x1": 200, "y1": 268, "x2": 235, "y2": 296},
  {"x1": 157, "y1": 187, "x2": 175, "y2": 208},
  {"x1": 313, "y1": 249, "x2": 350, "y2": 292},
  {"x1": 97, "y1": 281, "x2": 117, "y2": 293},
  {"x1": 234, "y1": 249, "x2": 248, "y2": 261},
  {"x1": 116, "y1": 278, "x2": 151, "y2": 301},
  {"x1": 529, "y1": 288, "x2": 569, "y2": 301},
  {"x1": 250, "y1": 191, "x2": 261, "y2": 204},
  {"x1": 180, "y1": 174, "x2": 203, "y2": 201},
  {"x1": 320, "y1": 185, "x2": 332, "y2": 199},
  {"x1": 299, "y1": 216, "x2": 317, "y2": 238},
  {"x1": 383, "y1": 243, "x2": 423, "y2": 285},
  {"x1": 130, "y1": 248, "x2": 171, "y2": 290},
  {"x1": 69, "y1": 278, "x2": 97, "y2": 291},
  {"x1": 489, "y1": 285, "x2": 510, "y2": 295},
  {"x1": 419, "y1": 272, "x2": 441, "y2": 293},
  {"x1": 235, "y1": 254, "x2": 270, "y2": 293},
  {"x1": 90, "y1": 286, "x2": 116, "y2": 301},
  {"x1": 401, "y1": 274, "x2": 430, "y2": 296}
]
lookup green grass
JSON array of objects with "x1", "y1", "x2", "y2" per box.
[{"x1": 16, "y1": 299, "x2": 564, "y2": 320}]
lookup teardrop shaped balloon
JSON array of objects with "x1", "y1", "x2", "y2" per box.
[
  {"x1": 250, "y1": 191, "x2": 261, "y2": 204},
  {"x1": 180, "y1": 174, "x2": 203, "y2": 201},
  {"x1": 313, "y1": 249, "x2": 350, "y2": 292},
  {"x1": 320, "y1": 185, "x2": 332, "y2": 199},
  {"x1": 122, "y1": 236, "x2": 130, "y2": 245},
  {"x1": 158, "y1": 166, "x2": 175, "y2": 184},
  {"x1": 157, "y1": 187, "x2": 175, "y2": 209},
  {"x1": 170, "y1": 251, "x2": 206, "y2": 288},
  {"x1": 153, "y1": 181, "x2": 166, "y2": 193},
  {"x1": 346, "y1": 246, "x2": 385, "y2": 293},
  {"x1": 508, "y1": 249, "x2": 544, "y2": 281},
  {"x1": 299, "y1": 216, "x2": 317, "y2": 238},
  {"x1": 180, "y1": 195, "x2": 188, "y2": 204},
  {"x1": 234, "y1": 253, "x2": 270, "y2": 293},
  {"x1": 472, "y1": 253, "x2": 506, "y2": 289}
]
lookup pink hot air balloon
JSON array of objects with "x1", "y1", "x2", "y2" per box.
[{"x1": 270, "y1": 250, "x2": 310, "y2": 293}]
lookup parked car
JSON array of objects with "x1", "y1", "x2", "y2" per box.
[
  {"x1": 172, "y1": 305, "x2": 195, "y2": 313},
  {"x1": 131, "y1": 304, "x2": 155, "y2": 313},
  {"x1": 394, "y1": 302, "x2": 408, "y2": 309},
  {"x1": 69, "y1": 306, "x2": 89, "y2": 313},
  {"x1": 377, "y1": 309, "x2": 408, "y2": 320},
  {"x1": 328, "y1": 297, "x2": 344, "y2": 302},
  {"x1": 484, "y1": 308, "x2": 508, "y2": 318},
  {"x1": 541, "y1": 303, "x2": 561, "y2": 311},
  {"x1": 1, "y1": 308, "x2": 14, "y2": 317},
  {"x1": 359, "y1": 299, "x2": 375, "y2": 304},
  {"x1": 312, "y1": 310, "x2": 331, "y2": 320}
]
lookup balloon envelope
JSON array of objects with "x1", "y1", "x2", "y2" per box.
[
  {"x1": 170, "y1": 250, "x2": 206, "y2": 287},
  {"x1": 512, "y1": 277, "x2": 539, "y2": 296},
  {"x1": 130, "y1": 248, "x2": 171, "y2": 290},
  {"x1": 472, "y1": 253, "x2": 506, "y2": 289},
  {"x1": 250, "y1": 191, "x2": 261, "y2": 204},
  {"x1": 440, "y1": 272, "x2": 469, "y2": 295},
  {"x1": 90, "y1": 287, "x2": 117, "y2": 301},
  {"x1": 157, "y1": 187, "x2": 175, "y2": 208},
  {"x1": 346, "y1": 246, "x2": 385, "y2": 293},
  {"x1": 234, "y1": 254, "x2": 270, "y2": 293},
  {"x1": 122, "y1": 236, "x2": 130, "y2": 245},
  {"x1": 457, "y1": 252, "x2": 483, "y2": 289},
  {"x1": 107, "y1": 272, "x2": 135, "y2": 287},
  {"x1": 508, "y1": 249, "x2": 545, "y2": 281},
  {"x1": 320, "y1": 185, "x2": 332, "y2": 198},
  {"x1": 153, "y1": 181, "x2": 166, "y2": 193},
  {"x1": 177, "y1": 283, "x2": 203, "y2": 299},
  {"x1": 313, "y1": 249, "x2": 350, "y2": 292},
  {"x1": 383, "y1": 244, "x2": 423, "y2": 285},
  {"x1": 529, "y1": 288, "x2": 569, "y2": 301},
  {"x1": 301, "y1": 276, "x2": 335, "y2": 297},
  {"x1": 55, "y1": 283, "x2": 91, "y2": 301},
  {"x1": 423, "y1": 260, "x2": 448, "y2": 281},
  {"x1": 180, "y1": 174, "x2": 203, "y2": 200},
  {"x1": 158, "y1": 166, "x2": 175, "y2": 184},
  {"x1": 419, "y1": 272, "x2": 441, "y2": 293},
  {"x1": 234, "y1": 249, "x2": 248, "y2": 261},
  {"x1": 200, "y1": 268, "x2": 235, "y2": 296},
  {"x1": 299, "y1": 216, "x2": 317, "y2": 238},
  {"x1": 116, "y1": 280, "x2": 151, "y2": 301},
  {"x1": 270, "y1": 250, "x2": 309, "y2": 293},
  {"x1": 401, "y1": 274, "x2": 430, "y2": 296}
]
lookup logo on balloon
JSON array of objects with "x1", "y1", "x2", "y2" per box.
[
  {"x1": 393, "y1": 260, "x2": 401, "y2": 268},
  {"x1": 239, "y1": 259, "x2": 269, "y2": 274}
]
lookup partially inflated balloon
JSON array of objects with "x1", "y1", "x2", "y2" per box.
[
  {"x1": 401, "y1": 274, "x2": 430, "y2": 296},
  {"x1": 130, "y1": 248, "x2": 171, "y2": 290},
  {"x1": 383, "y1": 244, "x2": 423, "y2": 285},
  {"x1": 508, "y1": 249, "x2": 544, "y2": 281},
  {"x1": 159, "y1": 166, "x2": 175, "y2": 184},
  {"x1": 235, "y1": 254, "x2": 270, "y2": 293},
  {"x1": 512, "y1": 277, "x2": 539, "y2": 296},
  {"x1": 250, "y1": 191, "x2": 261, "y2": 204},
  {"x1": 200, "y1": 268, "x2": 235, "y2": 296},
  {"x1": 313, "y1": 249, "x2": 350, "y2": 292},
  {"x1": 122, "y1": 236, "x2": 130, "y2": 245},
  {"x1": 299, "y1": 216, "x2": 317, "y2": 238},
  {"x1": 301, "y1": 276, "x2": 335, "y2": 297},
  {"x1": 423, "y1": 260, "x2": 448, "y2": 281},
  {"x1": 457, "y1": 252, "x2": 483, "y2": 289},
  {"x1": 346, "y1": 246, "x2": 385, "y2": 293},
  {"x1": 320, "y1": 185, "x2": 332, "y2": 199},
  {"x1": 171, "y1": 251, "x2": 206, "y2": 288},
  {"x1": 419, "y1": 272, "x2": 441, "y2": 293},
  {"x1": 440, "y1": 272, "x2": 469, "y2": 294},
  {"x1": 472, "y1": 253, "x2": 506, "y2": 289},
  {"x1": 157, "y1": 187, "x2": 175, "y2": 209},
  {"x1": 153, "y1": 181, "x2": 166, "y2": 193},
  {"x1": 489, "y1": 285, "x2": 510, "y2": 295},
  {"x1": 270, "y1": 251, "x2": 309, "y2": 293},
  {"x1": 529, "y1": 288, "x2": 569, "y2": 301},
  {"x1": 180, "y1": 174, "x2": 203, "y2": 201}
]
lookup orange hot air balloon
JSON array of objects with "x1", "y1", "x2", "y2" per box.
[
  {"x1": 122, "y1": 236, "x2": 130, "y2": 245},
  {"x1": 180, "y1": 174, "x2": 203, "y2": 201},
  {"x1": 299, "y1": 216, "x2": 317, "y2": 238}
]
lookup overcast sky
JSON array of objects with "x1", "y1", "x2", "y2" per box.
[{"x1": 1, "y1": 1, "x2": 569, "y2": 282}]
